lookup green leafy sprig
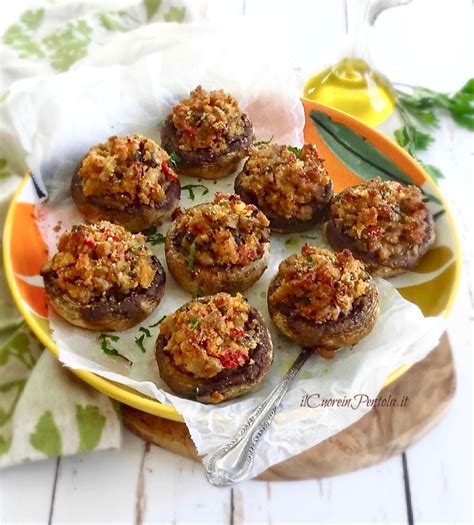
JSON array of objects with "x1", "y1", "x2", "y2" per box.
[
  {"x1": 394, "y1": 79, "x2": 474, "y2": 182},
  {"x1": 134, "y1": 326, "x2": 153, "y2": 353},
  {"x1": 186, "y1": 241, "x2": 197, "y2": 271},
  {"x1": 141, "y1": 227, "x2": 165, "y2": 246},
  {"x1": 287, "y1": 145, "x2": 302, "y2": 157},
  {"x1": 149, "y1": 315, "x2": 166, "y2": 328},
  {"x1": 181, "y1": 184, "x2": 209, "y2": 200},
  {"x1": 99, "y1": 334, "x2": 132, "y2": 365}
]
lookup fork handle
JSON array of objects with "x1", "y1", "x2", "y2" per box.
[{"x1": 204, "y1": 347, "x2": 313, "y2": 486}]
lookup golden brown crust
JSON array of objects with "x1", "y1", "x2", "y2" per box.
[
  {"x1": 234, "y1": 143, "x2": 333, "y2": 233},
  {"x1": 71, "y1": 135, "x2": 180, "y2": 232},
  {"x1": 165, "y1": 194, "x2": 270, "y2": 295},
  {"x1": 324, "y1": 179, "x2": 435, "y2": 276},
  {"x1": 160, "y1": 86, "x2": 254, "y2": 180},
  {"x1": 41, "y1": 222, "x2": 166, "y2": 331},
  {"x1": 43, "y1": 255, "x2": 165, "y2": 331},
  {"x1": 267, "y1": 246, "x2": 379, "y2": 351},
  {"x1": 155, "y1": 295, "x2": 273, "y2": 403}
]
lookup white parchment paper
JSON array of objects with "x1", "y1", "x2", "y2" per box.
[{"x1": 2, "y1": 21, "x2": 445, "y2": 479}]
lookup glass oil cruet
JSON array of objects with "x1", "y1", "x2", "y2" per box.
[{"x1": 304, "y1": 0, "x2": 412, "y2": 126}]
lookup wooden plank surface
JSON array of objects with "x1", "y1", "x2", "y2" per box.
[{"x1": 0, "y1": 1, "x2": 472, "y2": 524}]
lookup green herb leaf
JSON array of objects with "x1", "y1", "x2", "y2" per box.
[
  {"x1": 139, "y1": 326, "x2": 151, "y2": 338},
  {"x1": 99, "y1": 334, "x2": 132, "y2": 364},
  {"x1": 186, "y1": 241, "x2": 196, "y2": 271},
  {"x1": 191, "y1": 290, "x2": 202, "y2": 299},
  {"x1": 149, "y1": 315, "x2": 166, "y2": 328},
  {"x1": 141, "y1": 227, "x2": 165, "y2": 246},
  {"x1": 255, "y1": 136, "x2": 274, "y2": 146},
  {"x1": 134, "y1": 334, "x2": 147, "y2": 353},
  {"x1": 395, "y1": 79, "x2": 474, "y2": 134},
  {"x1": 182, "y1": 184, "x2": 209, "y2": 201},
  {"x1": 287, "y1": 145, "x2": 302, "y2": 157},
  {"x1": 394, "y1": 123, "x2": 433, "y2": 152},
  {"x1": 189, "y1": 316, "x2": 199, "y2": 329},
  {"x1": 306, "y1": 256, "x2": 314, "y2": 267},
  {"x1": 169, "y1": 151, "x2": 181, "y2": 167}
]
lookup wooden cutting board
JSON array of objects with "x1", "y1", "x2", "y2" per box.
[{"x1": 122, "y1": 332, "x2": 455, "y2": 480}]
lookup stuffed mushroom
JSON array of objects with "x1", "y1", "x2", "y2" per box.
[
  {"x1": 235, "y1": 143, "x2": 333, "y2": 233},
  {"x1": 324, "y1": 178, "x2": 435, "y2": 277},
  {"x1": 268, "y1": 244, "x2": 379, "y2": 357},
  {"x1": 165, "y1": 193, "x2": 270, "y2": 295},
  {"x1": 156, "y1": 292, "x2": 273, "y2": 403},
  {"x1": 41, "y1": 221, "x2": 166, "y2": 331},
  {"x1": 71, "y1": 134, "x2": 180, "y2": 232},
  {"x1": 160, "y1": 86, "x2": 253, "y2": 179}
]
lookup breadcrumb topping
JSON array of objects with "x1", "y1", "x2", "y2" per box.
[
  {"x1": 241, "y1": 143, "x2": 331, "y2": 220},
  {"x1": 174, "y1": 193, "x2": 270, "y2": 268},
  {"x1": 171, "y1": 86, "x2": 247, "y2": 153},
  {"x1": 269, "y1": 245, "x2": 370, "y2": 323},
  {"x1": 331, "y1": 178, "x2": 430, "y2": 261},
  {"x1": 160, "y1": 293, "x2": 258, "y2": 379},
  {"x1": 44, "y1": 221, "x2": 156, "y2": 304},
  {"x1": 78, "y1": 135, "x2": 177, "y2": 211}
]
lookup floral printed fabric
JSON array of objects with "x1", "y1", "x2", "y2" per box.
[{"x1": 0, "y1": 0, "x2": 192, "y2": 468}]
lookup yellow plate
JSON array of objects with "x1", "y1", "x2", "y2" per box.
[{"x1": 3, "y1": 100, "x2": 461, "y2": 422}]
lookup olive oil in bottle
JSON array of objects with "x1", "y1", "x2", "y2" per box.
[
  {"x1": 303, "y1": 57, "x2": 395, "y2": 127},
  {"x1": 303, "y1": 0, "x2": 410, "y2": 127}
]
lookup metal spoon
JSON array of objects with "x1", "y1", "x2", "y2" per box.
[{"x1": 204, "y1": 347, "x2": 313, "y2": 486}]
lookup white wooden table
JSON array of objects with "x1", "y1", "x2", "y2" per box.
[{"x1": 0, "y1": 0, "x2": 472, "y2": 523}]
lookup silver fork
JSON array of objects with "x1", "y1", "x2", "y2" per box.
[{"x1": 204, "y1": 347, "x2": 313, "y2": 486}]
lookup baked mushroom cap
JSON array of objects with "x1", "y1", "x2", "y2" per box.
[
  {"x1": 324, "y1": 178, "x2": 435, "y2": 277},
  {"x1": 71, "y1": 134, "x2": 181, "y2": 233},
  {"x1": 235, "y1": 143, "x2": 333, "y2": 233},
  {"x1": 41, "y1": 221, "x2": 165, "y2": 331},
  {"x1": 160, "y1": 86, "x2": 254, "y2": 180},
  {"x1": 267, "y1": 245, "x2": 379, "y2": 352},
  {"x1": 165, "y1": 193, "x2": 270, "y2": 295},
  {"x1": 155, "y1": 293, "x2": 273, "y2": 403}
]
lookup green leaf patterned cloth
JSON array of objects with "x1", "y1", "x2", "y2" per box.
[{"x1": 0, "y1": 0, "x2": 192, "y2": 469}]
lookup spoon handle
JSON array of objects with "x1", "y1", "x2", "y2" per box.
[{"x1": 204, "y1": 347, "x2": 313, "y2": 486}]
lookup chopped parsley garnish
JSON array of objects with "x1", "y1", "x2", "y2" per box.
[
  {"x1": 287, "y1": 145, "x2": 302, "y2": 157},
  {"x1": 169, "y1": 151, "x2": 181, "y2": 167},
  {"x1": 285, "y1": 238, "x2": 298, "y2": 247},
  {"x1": 141, "y1": 227, "x2": 166, "y2": 246},
  {"x1": 306, "y1": 256, "x2": 314, "y2": 267},
  {"x1": 189, "y1": 316, "x2": 200, "y2": 329},
  {"x1": 149, "y1": 315, "x2": 166, "y2": 328},
  {"x1": 139, "y1": 326, "x2": 151, "y2": 338},
  {"x1": 218, "y1": 200, "x2": 229, "y2": 207},
  {"x1": 134, "y1": 334, "x2": 147, "y2": 353},
  {"x1": 191, "y1": 290, "x2": 202, "y2": 299},
  {"x1": 99, "y1": 333, "x2": 132, "y2": 365},
  {"x1": 254, "y1": 136, "x2": 274, "y2": 146},
  {"x1": 186, "y1": 241, "x2": 196, "y2": 271},
  {"x1": 134, "y1": 325, "x2": 155, "y2": 352},
  {"x1": 181, "y1": 184, "x2": 209, "y2": 200}
]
